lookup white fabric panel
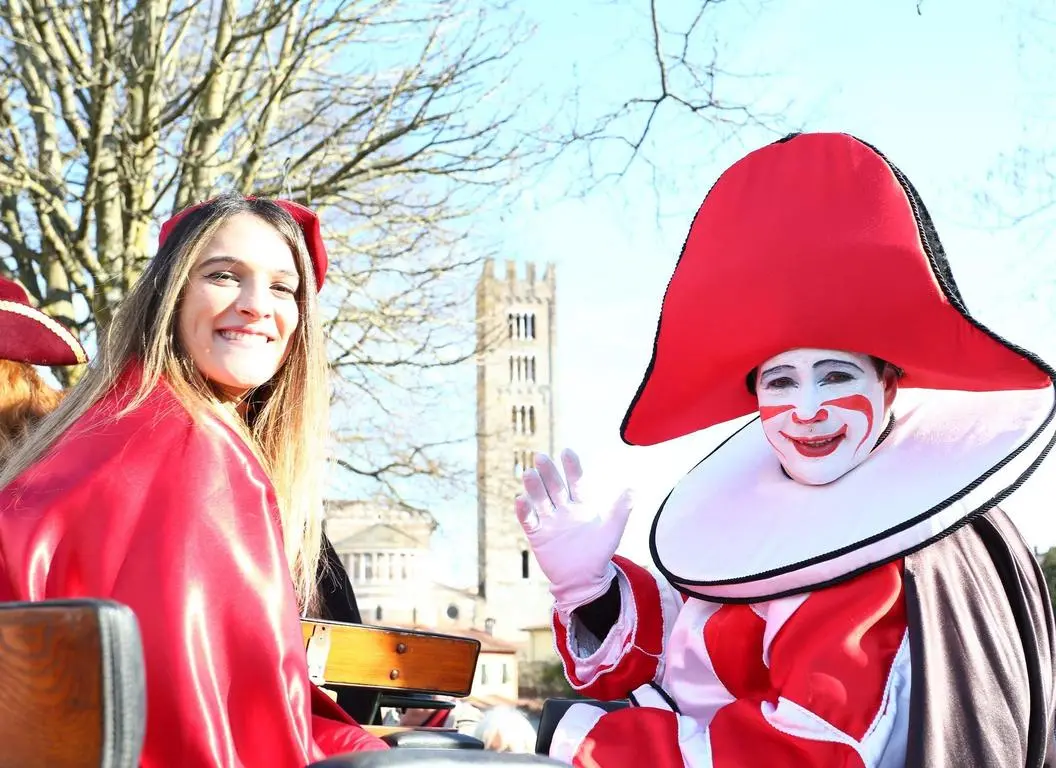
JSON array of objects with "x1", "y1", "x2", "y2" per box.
[
  {"x1": 653, "y1": 386, "x2": 1055, "y2": 599},
  {"x1": 549, "y1": 703, "x2": 606, "y2": 764}
]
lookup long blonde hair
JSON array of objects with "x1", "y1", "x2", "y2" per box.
[{"x1": 0, "y1": 194, "x2": 330, "y2": 610}]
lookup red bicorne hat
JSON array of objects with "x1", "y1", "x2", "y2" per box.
[
  {"x1": 0, "y1": 277, "x2": 88, "y2": 366},
  {"x1": 158, "y1": 198, "x2": 329, "y2": 290},
  {"x1": 622, "y1": 132, "x2": 1053, "y2": 446}
]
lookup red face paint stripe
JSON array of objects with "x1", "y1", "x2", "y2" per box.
[
  {"x1": 820, "y1": 394, "x2": 874, "y2": 451},
  {"x1": 759, "y1": 404, "x2": 795, "y2": 421}
]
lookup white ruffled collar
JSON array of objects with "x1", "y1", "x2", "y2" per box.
[{"x1": 651, "y1": 386, "x2": 1056, "y2": 602}]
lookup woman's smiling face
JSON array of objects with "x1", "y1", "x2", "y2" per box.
[
  {"x1": 755, "y1": 348, "x2": 895, "y2": 485},
  {"x1": 177, "y1": 212, "x2": 301, "y2": 400}
]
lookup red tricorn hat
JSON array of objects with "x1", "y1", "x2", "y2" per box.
[
  {"x1": 0, "y1": 277, "x2": 87, "y2": 366},
  {"x1": 621, "y1": 132, "x2": 1053, "y2": 446},
  {"x1": 158, "y1": 198, "x2": 328, "y2": 290}
]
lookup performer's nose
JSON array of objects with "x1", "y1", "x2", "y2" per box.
[{"x1": 791, "y1": 407, "x2": 829, "y2": 425}]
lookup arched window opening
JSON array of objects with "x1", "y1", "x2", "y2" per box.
[
  {"x1": 521, "y1": 549, "x2": 530, "y2": 579},
  {"x1": 375, "y1": 605, "x2": 383, "y2": 621},
  {"x1": 507, "y1": 313, "x2": 514, "y2": 338},
  {"x1": 528, "y1": 406, "x2": 536, "y2": 435}
]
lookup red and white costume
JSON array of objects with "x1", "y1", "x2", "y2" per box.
[
  {"x1": 525, "y1": 134, "x2": 1056, "y2": 768},
  {"x1": 551, "y1": 557, "x2": 911, "y2": 767}
]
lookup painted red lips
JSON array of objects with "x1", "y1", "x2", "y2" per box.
[{"x1": 779, "y1": 425, "x2": 848, "y2": 458}]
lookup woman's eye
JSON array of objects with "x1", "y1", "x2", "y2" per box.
[
  {"x1": 272, "y1": 283, "x2": 297, "y2": 296},
  {"x1": 764, "y1": 377, "x2": 795, "y2": 390},
  {"x1": 207, "y1": 270, "x2": 237, "y2": 283}
]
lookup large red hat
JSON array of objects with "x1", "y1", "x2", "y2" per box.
[
  {"x1": 158, "y1": 198, "x2": 328, "y2": 290},
  {"x1": 0, "y1": 277, "x2": 87, "y2": 366},
  {"x1": 621, "y1": 132, "x2": 1053, "y2": 446}
]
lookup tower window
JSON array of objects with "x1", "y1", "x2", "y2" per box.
[
  {"x1": 528, "y1": 406, "x2": 536, "y2": 435},
  {"x1": 528, "y1": 314, "x2": 536, "y2": 339},
  {"x1": 374, "y1": 605, "x2": 383, "y2": 621},
  {"x1": 507, "y1": 313, "x2": 515, "y2": 338},
  {"x1": 521, "y1": 549, "x2": 530, "y2": 579}
]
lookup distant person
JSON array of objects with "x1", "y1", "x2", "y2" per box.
[
  {"x1": 0, "y1": 275, "x2": 85, "y2": 465},
  {"x1": 472, "y1": 706, "x2": 537, "y2": 753}
]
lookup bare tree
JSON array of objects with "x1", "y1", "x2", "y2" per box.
[
  {"x1": 984, "y1": 2, "x2": 1056, "y2": 234},
  {"x1": 548, "y1": 0, "x2": 785, "y2": 190},
  {"x1": 0, "y1": 0, "x2": 774, "y2": 505}
]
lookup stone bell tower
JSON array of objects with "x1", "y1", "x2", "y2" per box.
[{"x1": 475, "y1": 258, "x2": 556, "y2": 641}]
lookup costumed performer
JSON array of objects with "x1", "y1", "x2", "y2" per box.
[
  {"x1": 516, "y1": 132, "x2": 1056, "y2": 767},
  {"x1": 0, "y1": 193, "x2": 387, "y2": 765}
]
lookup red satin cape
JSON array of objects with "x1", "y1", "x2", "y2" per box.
[{"x1": 0, "y1": 368, "x2": 385, "y2": 766}]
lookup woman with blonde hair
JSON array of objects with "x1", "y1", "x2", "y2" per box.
[
  {"x1": 0, "y1": 194, "x2": 385, "y2": 765},
  {"x1": 0, "y1": 275, "x2": 86, "y2": 465}
]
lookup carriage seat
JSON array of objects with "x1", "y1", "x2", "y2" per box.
[{"x1": 0, "y1": 599, "x2": 146, "y2": 768}]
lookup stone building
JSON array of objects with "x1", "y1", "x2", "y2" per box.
[
  {"x1": 474, "y1": 259, "x2": 557, "y2": 644},
  {"x1": 324, "y1": 500, "x2": 479, "y2": 629},
  {"x1": 325, "y1": 258, "x2": 560, "y2": 696}
]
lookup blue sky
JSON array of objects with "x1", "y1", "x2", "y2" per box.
[{"x1": 421, "y1": 0, "x2": 1056, "y2": 583}]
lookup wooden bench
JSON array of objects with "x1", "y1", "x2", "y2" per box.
[
  {"x1": 0, "y1": 599, "x2": 146, "y2": 768},
  {"x1": 301, "y1": 619, "x2": 482, "y2": 745},
  {"x1": 0, "y1": 602, "x2": 485, "y2": 766}
]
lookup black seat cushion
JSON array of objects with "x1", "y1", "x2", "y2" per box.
[
  {"x1": 381, "y1": 731, "x2": 484, "y2": 750},
  {"x1": 534, "y1": 698, "x2": 629, "y2": 756},
  {"x1": 311, "y1": 749, "x2": 565, "y2": 766}
]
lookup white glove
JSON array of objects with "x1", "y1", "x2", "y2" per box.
[{"x1": 515, "y1": 449, "x2": 633, "y2": 613}]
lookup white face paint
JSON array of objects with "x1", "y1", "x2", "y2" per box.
[{"x1": 756, "y1": 348, "x2": 891, "y2": 486}]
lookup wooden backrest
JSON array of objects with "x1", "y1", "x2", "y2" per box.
[
  {"x1": 301, "y1": 619, "x2": 480, "y2": 697},
  {"x1": 0, "y1": 600, "x2": 145, "y2": 768}
]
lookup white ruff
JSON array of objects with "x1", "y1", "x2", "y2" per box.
[{"x1": 651, "y1": 386, "x2": 1056, "y2": 601}]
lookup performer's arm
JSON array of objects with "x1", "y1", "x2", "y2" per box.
[
  {"x1": 554, "y1": 555, "x2": 685, "y2": 701},
  {"x1": 552, "y1": 563, "x2": 911, "y2": 768}
]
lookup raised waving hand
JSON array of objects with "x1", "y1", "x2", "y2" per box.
[{"x1": 515, "y1": 449, "x2": 634, "y2": 613}]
